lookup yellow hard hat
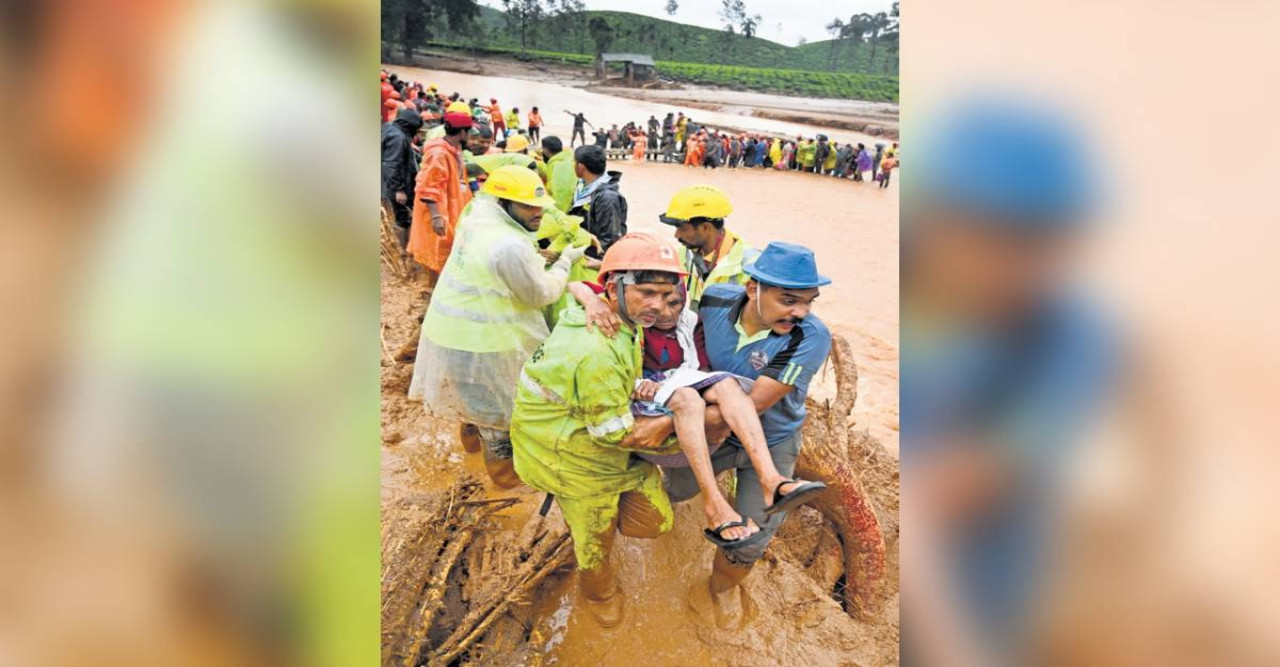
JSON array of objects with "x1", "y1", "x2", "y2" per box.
[
  {"x1": 446, "y1": 101, "x2": 471, "y2": 115},
  {"x1": 658, "y1": 184, "x2": 733, "y2": 225},
  {"x1": 481, "y1": 165, "x2": 557, "y2": 208},
  {"x1": 504, "y1": 134, "x2": 531, "y2": 153}
]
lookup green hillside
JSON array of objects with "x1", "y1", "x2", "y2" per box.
[
  {"x1": 383, "y1": 2, "x2": 897, "y2": 100},
  {"x1": 442, "y1": 6, "x2": 897, "y2": 76}
]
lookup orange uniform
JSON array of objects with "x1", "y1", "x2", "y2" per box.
[
  {"x1": 632, "y1": 132, "x2": 646, "y2": 160},
  {"x1": 527, "y1": 110, "x2": 542, "y2": 128},
  {"x1": 410, "y1": 138, "x2": 473, "y2": 272}
]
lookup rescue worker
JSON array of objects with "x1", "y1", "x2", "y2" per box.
[
  {"x1": 410, "y1": 101, "x2": 473, "y2": 287},
  {"x1": 505, "y1": 106, "x2": 522, "y2": 135},
  {"x1": 879, "y1": 153, "x2": 898, "y2": 189},
  {"x1": 541, "y1": 136, "x2": 577, "y2": 212},
  {"x1": 799, "y1": 138, "x2": 817, "y2": 172},
  {"x1": 570, "y1": 145, "x2": 627, "y2": 265},
  {"x1": 504, "y1": 133, "x2": 531, "y2": 155},
  {"x1": 409, "y1": 166, "x2": 586, "y2": 488},
  {"x1": 657, "y1": 185, "x2": 754, "y2": 310},
  {"x1": 510, "y1": 234, "x2": 686, "y2": 627},
  {"x1": 484, "y1": 98, "x2": 505, "y2": 136},
  {"x1": 381, "y1": 107, "x2": 423, "y2": 247},
  {"x1": 624, "y1": 242, "x2": 833, "y2": 629},
  {"x1": 564, "y1": 109, "x2": 592, "y2": 147},
  {"x1": 768, "y1": 138, "x2": 782, "y2": 169},
  {"x1": 527, "y1": 106, "x2": 543, "y2": 143}
]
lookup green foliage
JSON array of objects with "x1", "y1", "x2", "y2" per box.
[
  {"x1": 416, "y1": 41, "x2": 897, "y2": 101},
  {"x1": 654, "y1": 61, "x2": 898, "y2": 102},
  {"x1": 388, "y1": 3, "x2": 899, "y2": 101},
  {"x1": 445, "y1": 7, "x2": 898, "y2": 76}
]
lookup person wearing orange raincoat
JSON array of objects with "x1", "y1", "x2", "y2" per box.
[
  {"x1": 632, "y1": 130, "x2": 646, "y2": 161},
  {"x1": 410, "y1": 103, "x2": 474, "y2": 284}
]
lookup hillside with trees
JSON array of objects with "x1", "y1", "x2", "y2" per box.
[{"x1": 382, "y1": 0, "x2": 899, "y2": 100}]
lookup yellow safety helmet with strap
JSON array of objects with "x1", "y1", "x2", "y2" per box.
[
  {"x1": 481, "y1": 165, "x2": 557, "y2": 208},
  {"x1": 657, "y1": 184, "x2": 733, "y2": 225}
]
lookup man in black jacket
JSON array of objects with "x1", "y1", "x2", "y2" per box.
[
  {"x1": 381, "y1": 107, "x2": 423, "y2": 246},
  {"x1": 569, "y1": 145, "x2": 627, "y2": 264}
]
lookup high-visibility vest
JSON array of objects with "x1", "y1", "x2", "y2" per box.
[
  {"x1": 421, "y1": 197, "x2": 549, "y2": 354},
  {"x1": 682, "y1": 231, "x2": 756, "y2": 310}
]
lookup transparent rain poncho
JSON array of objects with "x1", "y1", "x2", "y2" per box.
[{"x1": 408, "y1": 197, "x2": 575, "y2": 430}]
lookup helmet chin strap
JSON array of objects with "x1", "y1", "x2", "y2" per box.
[{"x1": 613, "y1": 274, "x2": 637, "y2": 328}]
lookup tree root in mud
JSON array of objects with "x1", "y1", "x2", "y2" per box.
[
  {"x1": 793, "y1": 334, "x2": 891, "y2": 621},
  {"x1": 381, "y1": 477, "x2": 573, "y2": 667}
]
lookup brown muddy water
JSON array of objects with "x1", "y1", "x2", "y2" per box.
[
  {"x1": 386, "y1": 64, "x2": 899, "y2": 148},
  {"x1": 381, "y1": 68, "x2": 899, "y2": 666}
]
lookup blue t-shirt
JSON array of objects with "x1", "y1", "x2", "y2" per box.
[{"x1": 699, "y1": 283, "x2": 832, "y2": 447}]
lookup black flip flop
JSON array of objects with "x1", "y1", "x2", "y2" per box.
[
  {"x1": 761, "y1": 479, "x2": 828, "y2": 517},
  {"x1": 702, "y1": 520, "x2": 769, "y2": 550}
]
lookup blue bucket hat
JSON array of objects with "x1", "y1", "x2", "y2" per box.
[{"x1": 743, "y1": 242, "x2": 831, "y2": 289}]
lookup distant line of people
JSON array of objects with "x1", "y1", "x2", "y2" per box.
[{"x1": 563, "y1": 111, "x2": 899, "y2": 187}]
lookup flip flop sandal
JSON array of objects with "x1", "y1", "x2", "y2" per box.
[
  {"x1": 762, "y1": 479, "x2": 828, "y2": 517},
  {"x1": 702, "y1": 520, "x2": 770, "y2": 550}
]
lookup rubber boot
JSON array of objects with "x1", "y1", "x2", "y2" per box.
[
  {"x1": 458, "y1": 423, "x2": 482, "y2": 454},
  {"x1": 578, "y1": 562, "x2": 625, "y2": 628},
  {"x1": 481, "y1": 447, "x2": 522, "y2": 490}
]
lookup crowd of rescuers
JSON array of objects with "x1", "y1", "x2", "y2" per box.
[{"x1": 383, "y1": 69, "x2": 842, "y2": 628}]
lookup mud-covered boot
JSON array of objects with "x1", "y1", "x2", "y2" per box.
[
  {"x1": 458, "y1": 423, "x2": 482, "y2": 454},
  {"x1": 579, "y1": 570, "x2": 625, "y2": 628}
]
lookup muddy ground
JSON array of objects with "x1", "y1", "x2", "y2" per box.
[
  {"x1": 381, "y1": 65, "x2": 899, "y2": 665},
  {"x1": 382, "y1": 267, "x2": 899, "y2": 666}
]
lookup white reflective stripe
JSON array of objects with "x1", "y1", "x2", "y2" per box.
[
  {"x1": 586, "y1": 412, "x2": 634, "y2": 439},
  {"x1": 440, "y1": 270, "x2": 509, "y2": 300},
  {"x1": 431, "y1": 300, "x2": 520, "y2": 324},
  {"x1": 519, "y1": 369, "x2": 567, "y2": 406}
]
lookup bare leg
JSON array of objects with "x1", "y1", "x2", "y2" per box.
[
  {"x1": 666, "y1": 388, "x2": 756, "y2": 540},
  {"x1": 702, "y1": 380, "x2": 814, "y2": 505}
]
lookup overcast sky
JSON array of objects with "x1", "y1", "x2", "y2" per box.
[{"x1": 478, "y1": 0, "x2": 897, "y2": 48}]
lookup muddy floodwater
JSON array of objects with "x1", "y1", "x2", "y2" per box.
[
  {"x1": 386, "y1": 64, "x2": 898, "y2": 148},
  {"x1": 382, "y1": 67, "x2": 899, "y2": 666}
]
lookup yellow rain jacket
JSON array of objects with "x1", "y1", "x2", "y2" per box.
[
  {"x1": 544, "y1": 150, "x2": 578, "y2": 213},
  {"x1": 536, "y1": 208, "x2": 598, "y2": 327},
  {"x1": 468, "y1": 152, "x2": 535, "y2": 174},
  {"x1": 510, "y1": 302, "x2": 673, "y2": 569},
  {"x1": 769, "y1": 139, "x2": 782, "y2": 165},
  {"x1": 504, "y1": 110, "x2": 521, "y2": 131},
  {"x1": 680, "y1": 229, "x2": 756, "y2": 311}
]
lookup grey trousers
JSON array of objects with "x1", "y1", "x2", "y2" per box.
[{"x1": 662, "y1": 430, "x2": 801, "y2": 565}]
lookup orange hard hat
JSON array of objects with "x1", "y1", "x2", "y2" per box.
[{"x1": 598, "y1": 233, "x2": 686, "y2": 283}]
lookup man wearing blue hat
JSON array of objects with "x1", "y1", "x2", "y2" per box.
[
  {"x1": 632, "y1": 241, "x2": 834, "y2": 628},
  {"x1": 903, "y1": 95, "x2": 1114, "y2": 664}
]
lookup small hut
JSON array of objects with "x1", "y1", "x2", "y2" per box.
[{"x1": 596, "y1": 53, "x2": 656, "y2": 85}]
